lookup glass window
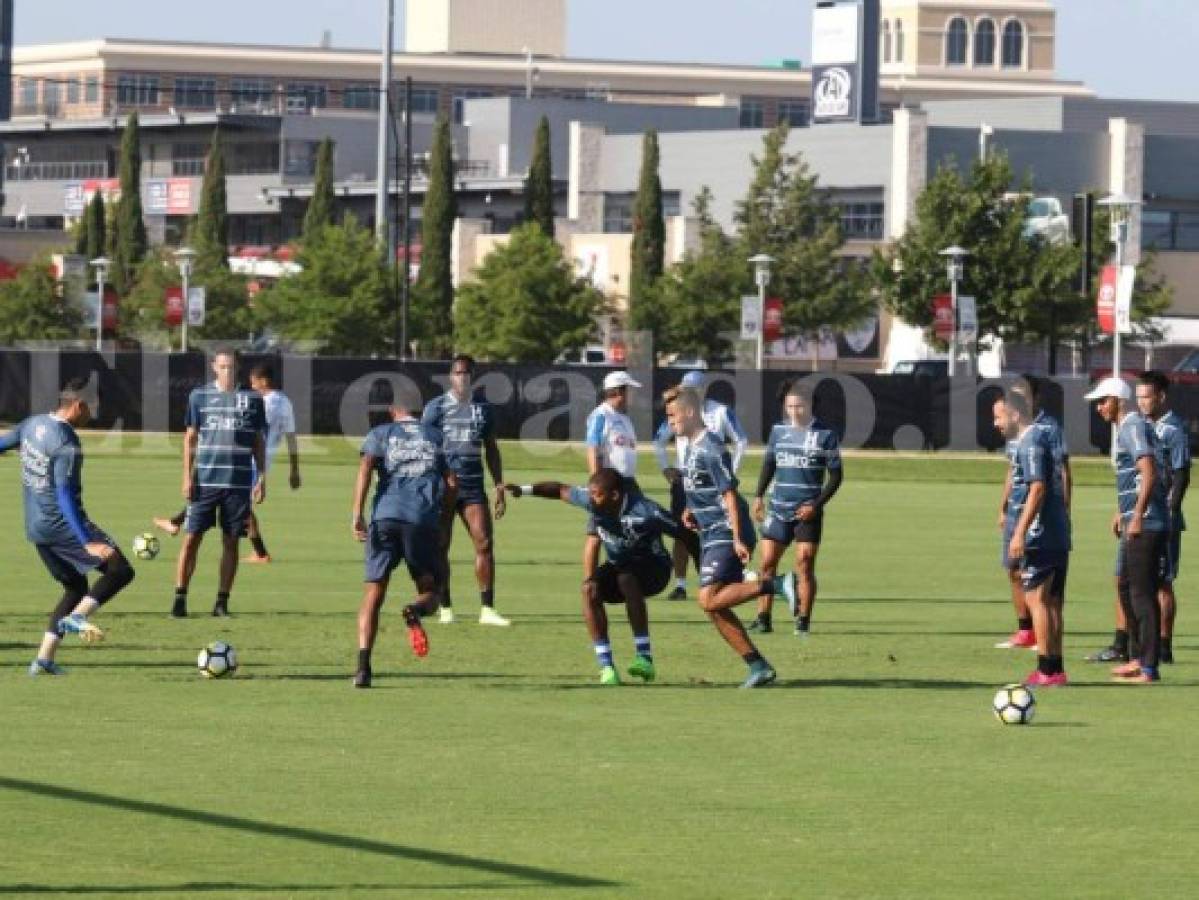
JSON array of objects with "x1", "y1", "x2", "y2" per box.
[
  {"x1": 283, "y1": 140, "x2": 321, "y2": 177},
  {"x1": 1141, "y1": 210, "x2": 1174, "y2": 250},
  {"x1": 975, "y1": 19, "x2": 996, "y2": 66},
  {"x1": 895, "y1": 21, "x2": 905, "y2": 62},
  {"x1": 453, "y1": 89, "x2": 493, "y2": 124},
  {"x1": 20, "y1": 78, "x2": 38, "y2": 110},
  {"x1": 228, "y1": 142, "x2": 280, "y2": 175},
  {"x1": 778, "y1": 100, "x2": 808, "y2": 127},
  {"x1": 286, "y1": 83, "x2": 327, "y2": 112},
  {"x1": 1002, "y1": 20, "x2": 1025, "y2": 68},
  {"x1": 946, "y1": 17, "x2": 969, "y2": 66},
  {"x1": 66, "y1": 78, "x2": 80, "y2": 104},
  {"x1": 839, "y1": 202, "x2": 885, "y2": 239},
  {"x1": 85, "y1": 76, "x2": 100, "y2": 103},
  {"x1": 117, "y1": 74, "x2": 160, "y2": 107},
  {"x1": 174, "y1": 77, "x2": 216, "y2": 109},
  {"x1": 406, "y1": 87, "x2": 439, "y2": 114},
  {"x1": 881, "y1": 20, "x2": 891, "y2": 64},
  {"x1": 343, "y1": 84, "x2": 378, "y2": 110},
  {"x1": 231, "y1": 78, "x2": 274, "y2": 107},
  {"x1": 603, "y1": 192, "x2": 680, "y2": 233},
  {"x1": 43, "y1": 81, "x2": 60, "y2": 115},
  {"x1": 739, "y1": 98, "x2": 764, "y2": 128}
]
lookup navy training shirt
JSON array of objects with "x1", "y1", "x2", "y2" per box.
[
  {"x1": 0, "y1": 414, "x2": 92, "y2": 545},
  {"x1": 681, "y1": 430, "x2": 755, "y2": 551},
  {"x1": 1008, "y1": 424, "x2": 1071, "y2": 553},
  {"x1": 763, "y1": 419, "x2": 841, "y2": 519},
  {"x1": 1115, "y1": 412, "x2": 1169, "y2": 532},
  {"x1": 185, "y1": 383, "x2": 266, "y2": 491},
  {"x1": 361, "y1": 418, "x2": 448, "y2": 529},
  {"x1": 567, "y1": 487, "x2": 682, "y2": 567},
  {"x1": 421, "y1": 391, "x2": 494, "y2": 495}
]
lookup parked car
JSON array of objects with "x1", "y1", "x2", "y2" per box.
[
  {"x1": 555, "y1": 345, "x2": 609, "y2": 366},
  {"x1": 1170, "y1": 348, "x2": 1199, "y2": 384},
  {"x1": 891, "y1": 359, "x2": 948, "y2": 377},
  {"x1": 1022, "y1": 196, "x2": 1071, "y2": 245}
]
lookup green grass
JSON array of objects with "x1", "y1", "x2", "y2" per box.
[{"x1": 2, "y1": 439, "x2": 1198, "y2": 899}]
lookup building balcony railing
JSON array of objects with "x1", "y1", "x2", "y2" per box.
[{"x1": 4, "y1": 160, "x2": 110, "y2": 182}]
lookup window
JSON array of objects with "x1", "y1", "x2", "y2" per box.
[
  {"x1": 1142, "y1": 209, "x2": 1199, "y2": 252},
  {"x1": 117, "y1": 74, "x2": 160, "y2": 107},
  {"x1": 283, "y1": 140, "x2": 321, "y2": 177},
  {"x1": 452, "y1": 89, "x2": 493, "y2": 124},
  {"x1": 231, "y1": 78, "x2": 274, "y2": 107},
  {"x1": 778, "y1": 100, "x2": 808, "y2": 127},
  {"x1": 945, "y1": 17, "x2": 968, "y2": 66},
  {"x1": 1002, "y1": 20, "x2": 1025, "y2": 68},
  {"x1": 894, "y1": 21, "x2": 905, "y2": 62},
  {"x1": 603, "y1": 192, "x2": 681, "y2": 233},
  {"x1": 174, "y1": 77, "x2": 216, "y2": 109},
  {"x1": 408, "y1": 87, "x2": 439, "y2": 114},
  {"x1": 43, "y1": 81, "x2": 60, "y2": 115},
  {"x1": 85, "y1": 76, "x2": 100, "y2": 103},
  {"x1": 975, "y1": 19, "x2": 996, "y2": 66},
  {"x1": 343, "y1": 83, "x2": 379, "y2": 110},
  {"x1": 881, "y1": 20, "x2": 891, "y2": 63},
  {"x1": 228, "y1": 142, "x2": 280, "y2": 175},
  {"x1": 67, "y1": 77, "x2": 80, "y2": 104},
  {"x1": 839, "y1": 201, "x2": 885, "y2": 239},
  {"x1": 739, "y1": 98, "x2": 764, "y2": 129},
  {"x1": 172, "y1": 142, "x2": 208, "y2": 177},
  {"x1": 20, "y1": 78, "x2": 38, "y2": 111},
  {"x1": 286, "y1": 83, "x2": 327, "y2": 112}
]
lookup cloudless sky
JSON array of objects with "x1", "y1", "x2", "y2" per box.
[{"x1": 11, "y1": 0, "x2": 1198, "y2": 102}]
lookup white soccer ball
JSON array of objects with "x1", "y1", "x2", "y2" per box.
[
  {"x1": 197, "y1": 641, "x2": 238, "y2": 679},
  {"x1": 132, "y1": 532, "x2": 160, "y2": 561},
  {"x1": 992, "y1": 683, "x2": 1035, "y2": 725}
]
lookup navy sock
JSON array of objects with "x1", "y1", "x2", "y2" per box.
[
  {"x1": 481, "y1": 588, "x2": 494, "y2": 609},
  {"x1": 742, "y1": 651, "x2": 763, "y2": 666},
  {"x1": 633, "y1": 634, "x2": 652, "y2": 662},
  {"x1": 1017, "y1": 616, "x2": 1032, "y2": 631},
  {"x1": 594, "y1": 642, "x2": 614, "y2": 668}
]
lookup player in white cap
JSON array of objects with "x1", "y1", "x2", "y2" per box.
[{"x1": 586, "y1": 371, "x2": 642, "y2": 494}]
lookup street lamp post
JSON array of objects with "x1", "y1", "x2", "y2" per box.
[
  {"x1": 748, "y1": 253, "x2": 774, "y2": 372},
  {"x1": 89, "y1": 256, "x2": 110, "y2": 352},
  {"x1": 1098, "y1": 193, "x2": 1141, "y2": 457},
  {"x1": 174, "y1": 246, "x2": 196, "y2": 353},
  {"x1": 940, "y1": 246, "x2": 968, "y2": 378}
]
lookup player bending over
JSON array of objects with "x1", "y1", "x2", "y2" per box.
[
  {"x1": 666, "y1": 387, "x2": 785, "y2": 688},
  {"x1": 506, "y1": 468, "x2": 699, "y2": 685},
  {"x1": 0, "y1": 379, "x2": 135, "y2": 675},
  {"x1": 351, "y1": 389, "x2": 457, "y2": 688}
]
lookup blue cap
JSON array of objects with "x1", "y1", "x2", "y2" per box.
[{"x1": 680, "y1": 371, "x2": 706, "y2": 388}]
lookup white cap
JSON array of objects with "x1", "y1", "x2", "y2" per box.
[
  {"x1": 603, "y1": 371, "x2": 642, "y2": 391},
  {"x1": 680, "y1": 371, "x2": 706, "y2": 389},
  {"x1": 1083, "y1": 376, "x2": 1131, "y2": 401}
]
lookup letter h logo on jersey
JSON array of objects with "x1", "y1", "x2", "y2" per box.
[{"x1": 235, "y1": 392, "x2": 251, "y2": 411}]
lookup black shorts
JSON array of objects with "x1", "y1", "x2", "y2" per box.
[
  {"x1": 1019, "y1": 549, "x2": 1069, "y2": 596},
  {"x1": 589, "y1": 558, "x2": 672, "y2": 603},
  {"x1": 761, "y1": 511, "x2": 823, "y2": 547},
  {"x1": 36, "y1": 523, "x2": 116, "y2": 585},
  {"x1": 185, "y1": 487, "x2": 252, "y2": 537},
  {"x1": 364, "y1": 519, "x2": 441, "y2": 584},
  {"x1": 669, "y1": 479, "x2": 686, "y2": 521},
  {"x1": 699, "y1": 544, "x2": 746, "y2": 588},
  {"x1": 1163, "y1": 530, "x2": 1182, "y2": 584}
]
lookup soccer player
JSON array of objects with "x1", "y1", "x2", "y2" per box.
[
  {"x1": 994, "y1": 427, "x2": 1034, "y2": 649},
  {"x1": 421, "y1": 354, "x2": 509, "y2": 627},
  {"x1": 0, "y1": 379, "x2": 136, "y2": 675},
  {"x1": 170, "y1": 348, "x2": 266, "y2": 618},
  {"x1": 993, "y1": 391, "x2": 1071, "y2": 686},
  {"x1": 666, "y1": 387, "x2": 783, "y2": 688},
  {"x1": 242, "y1": 362, "x2": 301, "y2": 563},
  {"x1": 1087, "y1": 376, "x2": 1170, "y2": 683},
  {"x1": 352, "y1": 388, "x2": 457, "y2": 688},
  {"x1": 505, "y1": 468, "x2": 699, "y2": 684},
  {"x1": 586, "y1": 371, "x2": 641, "y2": 493},
  {"x1": 1136, "y1": 371, "x2": 1189, "y2": 663},
  {"x1": 749, "y1": 379, "x2": 838, "y2": 636},
  {"x1": 653, "y1": 371, "x2": 747, "y2": 600}
]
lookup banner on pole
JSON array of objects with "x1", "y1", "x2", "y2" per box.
[
  {"x1": 763, "y1": 297, "x2": 783, "y2": 343},
  {"x1": 1096, "y1": 265, "x2": 1117, "y2": 335},
  {"x1": 932, "y1": 293, "x2": 953, "y2": 341},
  {"x1": 188, "y1": 287, "x2": 206, "y2": 327},
  {"x1": 1115, "y1": 265, "x2": 1135, "y2": 335},
  {"x1": 741, "y1": 295, "x2": 761, "y2": 341}
]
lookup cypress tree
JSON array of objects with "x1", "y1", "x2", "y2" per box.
[
  {"x1": 413, "y1": 115, "x2": 457, "y2": 356},
  {"x1": 303, "y1": 138, "x2": 336, "y2": 240},
  {"x1": 192, "y1": 128, "x2": 230, "y2": 270},
  {"x1": 74, "y1": 209, "x2": 90, "y2": 256},
  {"x1": 628, "y1": 129, "x2": 666, "y2": 334},
  {"x1": 524, "y1": 115, "x2": 554, "y2": 238},
  {"x1": 84, "y1": 191, "x2": 106, "y2": 264},
  {"x1": 111, "y1": 112, "x2": 147, "y2": 295}
]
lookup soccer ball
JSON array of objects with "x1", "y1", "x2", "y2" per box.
[
  {"x1": 992, "y1": 683, "x2": 1036, "y2": 725},
  {"x1": 197, "y1": 641, "x2": 238, "y2": 679},
  {"x1": 132, "y1": 532, "x2": 160, "y2": 560}
]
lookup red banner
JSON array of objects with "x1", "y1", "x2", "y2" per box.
[
  {"x1": 764, "y1": 297, "x2": 783, "y2": 343},
  {"x1": 932, "y1": 293, "x2": 953, "y2": 341},
  {"x1": 164, "y1": 286, "x2": 185, "y2": 327},
  {"x1": 1096, "y1": 265, "x2": 1118, "y2": 335},
  {"x1": 101, "y1": 289, "x2": 119, "y2": 330}
]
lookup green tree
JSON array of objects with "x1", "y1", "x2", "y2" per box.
[
  {"x1": 191, "y1": 128, "x2": 229, "y2": 270},
  {"x1": 411, "y1": 115, "x2": 456, "y2": 357},
  {"x1": 254, "y1": 215, "x2": 394, "y2": 355},
  {"x1": 111, "y1": 112, "x2": 148, "y2": 295},
  {"x1": 84, "y1": 191, "x2": 107, "y2": 264},
  {"x1": 0, "y1": 257, "x2": 85, "y2": 345},
  {"x1": 454, "y1": 223, "x2": 603, "y2": 363},
  {"x1": 628, "y1": 129, "x2": 666, "y2": 336},
  {"x1": 73, "y1": 209, "x2": 90, "y2": 256},
  {"x1": 303, "y1": 137, "x2": 336, "y2": 239},
  {"x1": 523, "y1": 115, "x2": 555, "y2": 237}
]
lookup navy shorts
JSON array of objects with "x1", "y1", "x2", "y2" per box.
[
  {"x1": 365, "y1": 519, "x2": 440, "y2": 584},
  {"x1": 1019, "y1": 549, "x2": 1069, "y2": 596},
  {"x1": 761, "y1": 511, "x2": 822, "y2": 547},
  {"x1": 589, "y1": 558, "x2": 672, "y2": 604},
  {"x1": 36, "y1": 523, "x2": 116, "y2": 583},
  {"x1": 699, "y1": 544, "x2": 746, "y2": 588},
  {"x1": 454, "y1": 479, "x2": 488, "y2": 510},
  {"x1": 185, "y1": 487, "x2": 252, "y2": 537},
  {"x1": 1163, "y1": 530, "x2": 1183, "y2": 584}
]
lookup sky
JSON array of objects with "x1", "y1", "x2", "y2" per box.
[{"x1": 10, "y1": 0, "x2": 1199, "y2": 102}]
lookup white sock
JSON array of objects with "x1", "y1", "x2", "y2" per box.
[
  {"x1": 73, "y1": 597, "x2": 100, "y2": 618},
  {"x1": 675, "y1": 577, "x2": 686, "y2": 589},
  {"x1": 37, "y1": 631, "x2": 62, "y2": 662}
]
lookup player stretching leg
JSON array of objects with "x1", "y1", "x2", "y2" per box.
[
  {"x1": 0, "y1": 380, "x2": 136, "y2": 675},
  {"x1": 749, "y1": 380, "x2": 838, "y2": 636},
  {"x1": 352, "y1": 389, "x2": 457, "y2": 688},
  {"x1": 666, "y1": 388, "x2": 781, "y2": 688},
  {"x1": 506, "y1": 468, "x2": 699, "y2": 684}
]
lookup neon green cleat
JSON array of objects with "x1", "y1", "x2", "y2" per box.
[
  {"x1": 627, "y1": 655, "x2": 656, "y2": 683},
  {"x1": 599, "y1": 665, "x2": 621, "y2": 686}
]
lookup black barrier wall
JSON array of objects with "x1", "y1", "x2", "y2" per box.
[{"x1": 0, "y1": 350, "x2": 1194, "y2": 454}]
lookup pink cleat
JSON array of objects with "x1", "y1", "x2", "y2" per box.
[
  {"x1": 1024, "y1": 670, "x2": 1068, "y2": 688},
  {"x1": 995, "y1": 629, "x2": 1037, "y2": 650}
]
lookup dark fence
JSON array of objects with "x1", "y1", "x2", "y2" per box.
[{"x1": 1, "y1": 350, "x2": 1196, "y2": 454}]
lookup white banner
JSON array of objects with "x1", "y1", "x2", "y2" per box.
[
  {"x1": 958, "y1": 295, "x2": 978, "y2": 341},
  {"x1": 812, "y1": 3, "x2": 860, "y2": 65},
  {"x1": 741, "y1": 295, "x2": 761, "y2": 341},
  {"x1": 1116, "y1": 265, "x2": 1135, "y2": 334},
  {"x1": 188, "y1": 287, "x2": 206, "y2": 327}
]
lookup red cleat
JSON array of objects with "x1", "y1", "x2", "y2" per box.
[
  {"x1": 403, "y1": 606, "x2": 429, "y2": 658},
  {"x1": 995, "y1": 629, "x2": 1037, "y2": 649},
  {"x1": 1025, "y1": 670, "x2": 1068, "y2": 687}
]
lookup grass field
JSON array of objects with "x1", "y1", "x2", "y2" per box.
[{"x1": 2, "y1": 438, "x2": 1198, "y2": 899}]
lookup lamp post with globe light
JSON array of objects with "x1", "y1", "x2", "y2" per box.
[
  {"x1": 748, "y1": 253, "x2": 774, "y2": 371},
  {"x1": 174, "y1": 246, "x2": 196, "y2": 353},
  {"x1": 1097, "y1": 193, "x2": 1141, "y2": 458},
  {"x1": 89, "y1": 256, "x2": 110, "y2": 352},
  {"x1": 939, "y1": 246, "x2": 968, "y2": 377}
]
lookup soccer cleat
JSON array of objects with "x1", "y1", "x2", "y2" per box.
[
  {"x1": 1160, "y1": 646, "x2": 1175, "y2": 664},
  {"x1": 994, "y1": 629, "x2": 1037, "y2": 650},
  {"x1": 153, "y1": 517, "x2": 181, "y2": 537},
  {"x1": 438, "y1": 607, "x2": 455, "y2": 625},
  {"x1": 212, "y1": 601, "x2": 230, "y2": 618},
  {"x1": 747, "y1": 617, "x2": 773, "y2": 634},
  {"x1": 352, "y1": 669, "x2": 372, "y2": 689},
  {"x1": 599, "y1": 665, "x2": 621, "y2": 686},
  {"x1": 794, "y1": 619, "x2": 810, "y2": 638},
  {"x1": 242, "y1": 554, "x2": 271, "y2": 564},
  {"x1": 58, "y1": 613, "x2": 104, "y2": 644},
  {"x1": 775, "y1": 572, "x2": 799, "y2": 617},
  {"x1": 627, "y1": 655, "x2": 656, "y2": 683},
  {"x1": 478, "y1": 607, "x2": 511, "y2": 627},
  {"x1": 1113, "y1": 668, "x2": 1160, "y2": 684},
  {"x1": 28, "y1": 658, "x2": 66, "y2": 677},
  {"x1": 1110, "y1": 660, "x2": 1142, "y2": 677},
  {"x1": 1024, "y1": 670, "x2": 1068, "y2": 688},
  {"x1": 740, "y1": 660, "x2": 777, "y2": 689},
  {"x1": 403, "y1": 606, "x2": 429, "y2": 657},
  {"x1": 1085, "y1": 645, "x2": 1128, "y2": 663},
  {"x1": 667, "y1": 586, "x2": 688, "y2": 601},
  {"x1": 170, "y1": 598, "x2": 188, "y2": 619}
]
